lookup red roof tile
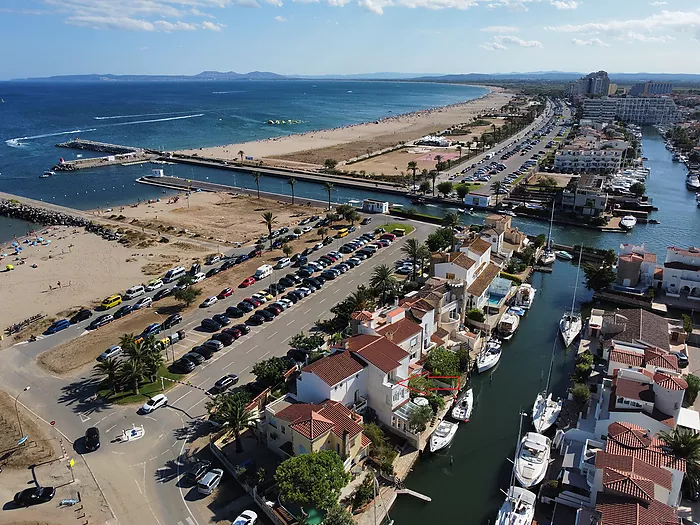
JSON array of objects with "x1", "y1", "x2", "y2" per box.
[
  {"x1": 596, "y1": 451, "x2": 673, "y2": 490},
  {"x1": 596, "y1": 493, "x2": 678, "y2": 525},
  {"x1": 466, "y1": 262, "x2": 502, "y2": 297},
  {"x1": 445, "y1": 251, "x2": 476, "y2": 270},
  {"x1": 608, "y1": 422, "x2": 653, "y2": 449},
  {"x1": 346, "y1": 334, "x2": 408, "y2": 373},
  {"x1": 644, "y1": 350, "x2": 679, "y2": 372},
  {"x1": 610, "y1": 348, "x2": 645, "y2": 367},
  {"x1": 602, "y1": 468, "x2": 655, "y2": 502},
  {"x1": 466, "y1": 237, "x2": 492, "y2": 255},
  {"x1": 302, "y1": 350, "x2": 366, "y2": 387},
  {"x1": 654, "y1": 371, "x2": 688, "y2": 390},
  {"x1": 277, "y1": 400, "x2": 366, "y2": 443},
  {"x1": 361, "y1": 434, "x2": 372, "y2": 448},
  {"x1": 290, "y1": 411, "x2": 335, "y2": 440},
  {"x1": 615, "y1": 378, "x2": 655, "y2": 403},
  {"x1": 606, "y1": 437, "x2": 686, "y2": 472},
  {"x1": 377, "y1": 317, "x2": 422, "y2": 344},
  {"x1": 430, "y1": 333, "x2": 445, "y2": 345}
]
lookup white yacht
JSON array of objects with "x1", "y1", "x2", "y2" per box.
[
  {"x1": 514, "y1": 432, "x2": 551, "y2": 488},
  {"x1": 620, "y1": 215, "x2": 637, "y2": 230},
  {"x1": 496, "y1": 486, "x2": 536, "y2": 525},
  {"x1": 40, "y1": 170, "x2": 55, "y2": 178},
  {"x1": 476, "y1": 340, "x2": 502, "y2": 373},
  {"x1": 515, "y1": 284, "x2": 536, "y2": 310},
  {"x1": 687, "y1": 173, "x2": 700, "y2": 191},
  {"x1": 539, "y1": 201, "x2": 556, "y2": 265},
  {"x1": 498, "y1": 312, "x2": 520, "y2": 340},
  {"x1": 451, "y1": 388, "x2": 474, "y2": 422},
  {"x1": 559, "y1": 249, "x2": 583, "y2": 347},
  {"x1": 555, "y1": 250, "x2": 573, "y2": 261},
  {"x1": 532, "y1": 393, "x2": 562, "y2": 434},
  {"x1": 429, "y1": 420, "x2": 458, "y2": 453}
]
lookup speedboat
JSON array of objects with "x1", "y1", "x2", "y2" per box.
[
  {"x1": 509, "y1": 306, "x2": 526, "y2": 317},
  {"x1": 555, "y1": 250, "x2": 573, "y2": 261},
  {"x1": 514, "y1": 432, "x2": 551, "y2": 488},
  {"x1": 515, "y1": 284, "x2": 536, "y2": 310},
  {"x1": 559, "y1": 312, "x2": 582, "y2": 347},
  {"x1": 696, "y1": 193, "x2": 700, "y2": 207},
  {"x1": 429, "y1": 420, "x2": 458, "y2": 452},
  {"x1": 476, "y1": 340, "x2": 502, "y2": 373},
  {"x1": 451, "y1": 389, "x2": 474, "y2": 422},
  {"x1": 40, "y1": 170, "x2": 55, "y2": 178},
  {"x1": 531, "y1": 392, "x2": 562, "y2": 433},
  {"x1": 539, "y1": 250, "x2": 556, "y2": 265},
  {"x1": 620, "y1": 215, "x2": 637, "y2": 230},
  {"x1": 498, "y1": 312, "x2": 520, "y2": 340},
  {"x1": 496, "y1": 486, "x2": 536, "y2": 525},
  {"x1": 687, "y1": 173, "x2": 700, "y2": 191},
  {"x1": 457, "y1": 208, "x2": 466, "y2": 214}
]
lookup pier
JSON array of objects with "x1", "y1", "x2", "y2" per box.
[
  {"x1": 53, "y1": 139, "x2": 160, "y2": 172},
  {"x1": 56, "y1": 139, "x2": 157, "y2": 154},
  {"x1": 396, "y1": 489, "x2": 432, "y2": 502}
]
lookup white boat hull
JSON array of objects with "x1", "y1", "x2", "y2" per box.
[
  {"x1": 451, "y1": 389, "x2": 474, "y2": 422},
  {"x1": 531, "y1": 392, "x2": 562, "y2": 433},
  {"x1": 430, "y1": 421, "x2": 458, "y2": 453},
  {"x1": 496, "y1": 486, "x2": 536, "y2": 525},
  {"x1": 559, "y1": 314, "x2": 582, "y2": 347},
  {"x1": 555, "y1": 251, "x2": 573, "y2": 261},
  {"x1": 514, "y1": 432, "x2": 551, "y2": 488},
  {"x1": 498, "y1": 313, "x2": 520, "y2": 340},
  {"x1": 476, "y1": 344, "x2": 502, "y2": 373}
]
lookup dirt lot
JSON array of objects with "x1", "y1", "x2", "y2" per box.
[{"x1": 0, "y1": 391, "x2": 56, "y2": 469}]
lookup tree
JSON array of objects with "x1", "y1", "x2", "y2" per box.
[
  {"x1": 455, "y1": 184, "x2": 469, "y2": 200},
  {"x1": 362, "y1": 423, "x2": 386, "y2": 449},
  {"x1": 290, "y1": 331, "x2": 326, "y2": 351},
  {"x1": 118, "y1": 359, "x2": 148, "y2": 395},
  {"x1": 686, "y1": 374, "x2": 700, "y2": 404},
  {"x1": 408, "y1": 404, "x2": 433, "y2": 433},
  {"x1": 583, "y1": 263, "x2": 615, "y2": 292},
  {"x1": 437, "y1": 181, "x2": 454, "y2": 198},
  {"x1": 538, "y1": 176, "x2": 558, "y2": 190},
  {"x1": 324, "y1": 159, "x2": 338, "y2": 172},
  {"x1": 206, "y1": 393, "x2": 256, "y2": 453},
  {"x1": 425, "y1": 227, "x2": 452, "y2": 252},
  {"x1": 352, "y1": 476, "x2": 375, "y2": 510},
  {"x1": 287, "y1": 178, "x2": 297, "y2": 205},
  {"x1": 456, "y1": 145, "x2": 462, "y2": 159},
  {"x1": 534, "y1": 234, "x2": 547, "y2": 248},
  {"x1": 261, "y1": 212, "x2": 277, "y2": 250},
  {"x1": 252, "y1": 356, "x2": 291, "y2": 387},
  {"x1": 442, "y1": 211, "x2": 460, "y2": 251},
  {"x1": 283, "y1": 244, "x2": 293, "y2": 257},
  {"x1": 417, "y1": 244, "x2": 430, "y2": 276},
  {"x1": 347, "y1": 210, "x2": 361, "y2": 226},
  {"x1": 93, "y1": 358, "x2": 121, "y2": 394},
  {"x1": 630, "y1": 182, "x2": 646, "y2": 197},
  {"x1": 324, "y1": 505, "x2": 355, "y2": 525},
  {"x1": 252, "y1": 171, "x2": 262, "y2": 199},
  {"x1": 466, "y1": 308, "x2": 485, "y2": 322},
  {"x1": 571, "y1": 383, "x2": 590, "y2": 405},
  {"x1": 407, "y1": 161, "x2": 419, "y2": 190},
  {"x1": 369, "y1": 264, "x2": 397, "y2": 305},
  {"x1": 173, "y1": 286, "x2": 202, "y2": 307},
  {"x1": 238, "y1": 150, "x2": 245, "y2": 161},
  {"x1": 456, "y1": 347, "x2": 471, "y2": 372},
  {"x1": 431, "y1": 171, "x2": 438, "y2": 196},
  {"x1": 176, "y1": 274, "x2": 195, "y2": 288},
  {"x1": 659, "y1": 427, "x2": 700, "y2": 495},
  {"x1": 318, "y1": 227, "x2": 328, "y2": 240},
  {"x1": 424, "y1": 346, "x2": 459, "y2": 377},
  {"x1": 275, "y1": 450, "x2": 350, "y2": 511},
  {"x1": 419, "y1": 180, "x2": 431, "y2": 194},
  {"x1": 491, "y1": 180, "x2": 505, "y2": 206},
  {"x1": 683, "y1": 314, "x2": 694, "y2": 335},
  {"x1": 323, "y1": 182, "x2": 334, "y2": 210},
  {"x1": 401, "y1": 238, "x2": 423, "y2": 281}
]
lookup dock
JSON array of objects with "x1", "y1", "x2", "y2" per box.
[
  {"x1": 56, "y1": 139, "x2": 157, "y2": 154},
  {"x1": 52, "y1": 139, "x2": 161, "y2": 172},
  {"x1": 396, "y1": 489, "x2": 432, "y2": 502}
]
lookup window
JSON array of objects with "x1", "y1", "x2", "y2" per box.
[
  {"x1": 410, "y1": 336, "x2": 418, "y2": 347},
  {"x1": 446, "y1": 273, "x2": 456, "y2": 280},
  {"x1": 281, "y1": 426, "x2": 286, "y2": 434},
  {"x1": 270, "y1": 433, "x2": 278, "y2": 440}
]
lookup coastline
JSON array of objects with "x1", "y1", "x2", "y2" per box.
[{"x1": 176, "y1": 87, "x2": 510, "y2": 167}]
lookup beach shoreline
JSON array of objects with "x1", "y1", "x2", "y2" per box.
[{"x1": 176, "y1": 87, "x2": 511, "y2": 167}]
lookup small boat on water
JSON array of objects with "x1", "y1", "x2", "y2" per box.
[
  {"x1": 532, "y1": 392, "x2": 562, "y2": 434},
  {"x1": 476, "y1": 339, "x2": 502, "y2": 373},
  {"x1": 539, "y1": 250, "x2": 556, "y2": 265},
  {"x1": 498, "y1": 312, "x2": 520, "y2": 340},
  {"x1": 672, "y1": 153, "x2": 681, "y2": 161},
  {"x1": 451, "y1": 388, "x2": 474, "y2": 422},
  {"x1": 555, "y1": 250, "x2": 573, "y2": 261},
  {"x1": 687, "y1": 173, "x2": 700, "y2": 191},
  {"x1": 515, "y1": 283, "x2": 536, "y2": 310},
  {"x1": 457, "y1": 208, "x2": 466, "y2": 214},
  {"x1": 620, "y1": 215, "x2": 637, "y2": 230},
  {"x1": 514, "y1": 432, "x2": 551, "y2": 488},
  {"x1": 696, "y1": 193, "x2": 700, "y2": 208},
  {"x1": 429, "y1": 420, "x2": 459, "y2": 452},
  {"x1": 40, "y1": 170, "x2": 55, "y2": 179},
  {"x1": 496, "y1": 486, "x2": 536, "y2": 525},
  {"x1": 508, "y1": 306, "x2": 526, "y2": 317},
  {"x1": 560, "y1": 248, "x2": 583, "y2": 347}
]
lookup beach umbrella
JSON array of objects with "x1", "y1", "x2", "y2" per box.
[{"x1": 6, "y1": 265, "x2": 14, "y2": 271}]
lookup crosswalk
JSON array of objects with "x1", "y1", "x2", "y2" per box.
[{"x1": 177, "y1": 517, "x2": 196, "y2": 525}]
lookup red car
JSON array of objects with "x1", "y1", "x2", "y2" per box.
[
  {"x1": 244, "y1": 297, "x2": 262, "y2": 307},
  {"x1": 239, "y1": 277, "x2": 256, "y2": 288},
  {"x1": 218, "y1": 287, "x2": 234, "y2": 299},
  {"x1": 248, "y1": 249, "x2": 262, "y2": 258}
]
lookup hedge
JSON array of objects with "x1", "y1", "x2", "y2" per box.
[{"x1": 499, "y1": 272, "x2": 523, "y2": 285}]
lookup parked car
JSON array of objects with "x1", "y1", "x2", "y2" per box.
[
  {"x1": 162, "y1": 313, "x2": 182, "y2": 329},
  {"x1": 191, "y1": 345, "x2": 214, "y2": 360},
  {"x1": 84, "y1": 427, "x2": 100, "y2": 451},
  {"x1": 70, "y1": 308, "x2": 93, "y2": 324},
  {"x1": 246, "y1": 314, "x2": 264, "y2": 326},
  {"x1": 233, "y1": 323, "x2": 251, "y2": 335},
  {"x1": 232, "y1": 510, "x2": 258, "y2": 525},
  {"x1": 185, "y1": 460, "x2": 212, "y2": 483},
  {"x1": 14, "y1": 487, "x2": 56, "y2": 507},
  {"x1": 133, "y1": 296, "x2": 153, "y2": 310},
  {"x1": 225, "y1": 306, "x2": 244, "y2": 318},
  {"x1": 201, "y1": 296, "x2": 218, "y2": 308},
  {"x1": 214, "y1": 374, "x2": 239, "y2": 393},
  {"x1": 237, "y1": 301, "x2": 254, "y2": 312},
  {"x1": 206, "y1": 267, "x2": 221, "y2": 278},
  {"x1": 46, "y1": 319, "x2": 71, "y2": 334},
  {"x1": 212, "y1": 331, "x2": 236, "y2": 346},
  {"x1": 141, "y1": 394, "x2": 168, "y2": 413},
  {"x1": 183, "y1": 352, "x2": 206, "y2": 365},
  {"x1": 173, "y1": 357, "x2": 196, "y2": 373},
  {"x1": 89, "y1": 314, "x2": 114, "y2": 330},
  {"x1": 201, "y1": 318, "x2": 222, "y2": 332},
  {"x1": 198, "y1": 469, "x2": 224, "y2": 495},
  {"x1": 672, "y1": 351, "x2": 689, "y2": 369},
  {"x1": 97, "y1": 345, "x2": 122, "y2": 362},
  {"x1": 239, "y1": 277, "x2": 256, "y2": 288},
  {"x1": 218, "y1": 287, "x2": 234, "y2": 299},
  {"x1": 141, "y1": 322, "x2": 161, "y2": 337},
  {"x1": 153, "y1": 287, "x2": 173, "y2": 301},
  {"x1": 212, "y1": 314, "x2": 231, "y2": 326},
  {"x1": 202, "y1": 339, "x2": 225, "y2": 352},
  {"x1": 145, "y1": 279, "x2": 163, "y2": 292}
]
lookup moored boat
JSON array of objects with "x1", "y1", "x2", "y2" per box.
[
  {"x1": 620, "y1": 215, "x2": 637, "y2": 230},
  {"x1": 515, "y1": 284, "x2": 536, "y2": 310},
  {"x1": 514, "y1": 432, "x2": 551, "y2": 488},
  {"x1": 496, "y1": 486, "x2": 536, "y2": 525},
  {"x1": 451, "y1": 388, "x2": 474, "y2": 422},
  {"x1": 429, "y1": 420, "x2": 458, "y2": 452},
  {"x1": 560, "y1": 247, "x2": 583, "y2": 347},
  {"x1": 686, "y1": 173, "x2": 700, "y2": 191},
  {"x1": 532, "y1": 392, "x2": 562, "y2": 434},
  {"x1": 498, "y1": 312, "x2": 520, "y2": 340},
  {"x1": 555, "y1": 250, "x2": 573, "y2": 261},
  {"x1": 40, "y1": 170, "x2": 55, "y2": 178},
  {"x1": 476, "y1": 340, "x2": 502, "y2": 373}
]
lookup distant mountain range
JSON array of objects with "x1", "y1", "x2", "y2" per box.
[{"x1": 11, "y1": 70, "x2": 700, "y2": 83}]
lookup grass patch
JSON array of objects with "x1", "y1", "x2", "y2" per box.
[
  {"x1": 376, "y1": 222, "x2": 416, "y2": 235},
  {"x1": 97, "y1": 364, "x2": 185, "y2": 405},
  {"x1": 465, "y1": 183, "x2": 482, "y2": 191}
]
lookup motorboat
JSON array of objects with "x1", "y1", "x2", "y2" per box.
[
  {"x1": 429, "y1": 420, "x2": 459, "y2": 452},
  {"x1": 457, "y1": 208, "x2": 466, "y2": 214},
  {"x1": 532, "y1": 392, "x2": 562, "y2": 434},
  {"x1": 687, "y1": 173, "x2": 700, "y2": 191},
  {"x1": 476, "y1": 340, "x2": 502, "y2": 373},
  {"x1": 696, "y1": 193, "x2": 700, "y2": 207},
  {"x1": 509, "y1": 306, "x2": 526, "y2": 317},
  {"x1": 560, "y1": 248, "x2": 583, "y2": 347},
  {"x1": 496, "y1": 486, "x2": 536, "y2": 525},
  {"x1": 40, "y1": 170, "x2": 55, "y2": 178},
  {"x1": 539, "y1": 250, "x2": 556, "y2": 265},
  {"x1": 620, "y1": 215, "x2": 637, "y2": 230},
  {"x1": 555, "y1": 250, "x2": 573, "y2": 261},
  {"x1": 515, "y1": 284, "x2": 536, "y2": 310},
  {"x1": 672, "y1": 153, "x2": 681, "y2": 162},
  {"x1": 514, "y1": 432, "x2": 551, "y2": 488},
  {"x1": 451, "y1": 388, "x2": 474, "y2": 422},
  {"x1": 498, "y1": 312, "x2": 520, "y2": 340}
]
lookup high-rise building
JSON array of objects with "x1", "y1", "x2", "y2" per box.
[
  {"x1": 629, "y1": 81, "x2": 673, "y2": 96},
  {"x1": 565, "y1": 71, "x2": 611, "y2": 98},
  {"x1": 583, "y1": 96, "x2": 679, "y2": 125}
]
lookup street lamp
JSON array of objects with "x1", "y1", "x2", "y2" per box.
[{"x1": 15, "y1": 386, "x2": 30, "y2": 439}]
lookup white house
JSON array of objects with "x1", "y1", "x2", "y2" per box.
[
  {"x1": 362, "y1": 199, "x2": 390, "y2": 214},
  {"x1": 463, "y1": 193, "x2": 492, "y2": 209},
  {"x1": 661, "y1": 246, "x2": 700, "y2": 300},
  {"x1": 479, "y1": 228, "x2": 505, "y2": 258}
]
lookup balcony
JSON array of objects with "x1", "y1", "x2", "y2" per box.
[{"x1": 349, "y1": 395, "x2": 368, "y2": 413}]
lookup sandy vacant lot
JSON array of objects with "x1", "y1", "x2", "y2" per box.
[{"x1": 176, "y1": 90, "x2": 512, "y2": 168}]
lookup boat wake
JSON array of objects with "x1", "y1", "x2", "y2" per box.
[
  {"x1": 94, "y1": 111, "x2": 188, "y2": 120},
  {"x1": 5, "y1": 128, "x2": 98, "y2": 148},
  {"x1": 212, "y1": 91, "x2": 244, "y2": 94},
  {"x1": 107, "y1": 114, "x2": 204, "y2": 126}
]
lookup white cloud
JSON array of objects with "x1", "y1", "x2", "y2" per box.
[
  {"x1": 627, "y1": 31, "x2": 674, "y2": 42},
  {"x1": 551, "y1": 0, "x2": 578, "y2": 8},
  {"x1": 572, "y1": 37, "x2": 610, "y2": 46},
  {"x1": 480, "y1": 25, "x2": 519, "y2": 32},
  {"x1": 480, "y1": 34, "x2": 542, "y2": 50},
  {"x1": 274, "y1": 14, "x2": 287, "y2": 21},
  {"x1": 649, "y1": 1, "x2": 667, "y2": 5},
  {"x1": 201, "y1": 20, "x2": 225, "y2": 29},
  {"x1": 153, "y1": 20, "x2": 197, "y2": 31},
  {"x1": 480, "y1": 41, "x2": 508, "y2": 50},
  {"x1": 545, "y1": 9, "x2": 700, "y2": 36},
  {"x1": 234, "y1": 0, "x2": 260, "y2": 7}
]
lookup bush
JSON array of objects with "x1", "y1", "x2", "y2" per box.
[
  {"x1": 352, "y1": 476, "x2": 375, "y2": 510},
  {"x1": 683, "y1": 314, "x2": 693, "y2": 335},
  {"x1": 467, "y1": 308, "x2": 485, "y2": 322},
  {"x1": 362, "y1": 423, "x2": 386, "y2": 449},
  {"x1": 685, "y1": 374, "x2": 700, "y2": 405},
  {"x1": 573, "y1": 362, "x2": 592, "y2": 382},
  {"x1": 500, "y1": 272, "x2": 523, "y2": 285},
  {"x1": 571, "y1": 383, "x2": 590, "y2": 404}
]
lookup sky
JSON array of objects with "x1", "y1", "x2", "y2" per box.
[{"x1": 0, "y1": 0, "x2": 699, "y2": 79}]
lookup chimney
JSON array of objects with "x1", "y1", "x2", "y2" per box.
[{"x1": 342, "y1": 430, "x2": 350, "y2": 458}]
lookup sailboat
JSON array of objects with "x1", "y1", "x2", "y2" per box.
[
  {"x1": 532, "y1": 336, "x2": 563, "y2": 433},
  {"x1": 539, "y1": 201, "x2": 556, "y2": 265},
  {"x1": 559, "y1": 248, "x2": 583, "y2": 347},
  {"x1": 451, "y1": 388, "x2": 474, "y2": 422},
  {"x1": 496, "y1": 411, "x2": 536, "y2": 525}
]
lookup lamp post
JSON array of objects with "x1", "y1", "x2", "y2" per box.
[{"x1": 14, "y1": 386, "x2": 30, "y2": 439}]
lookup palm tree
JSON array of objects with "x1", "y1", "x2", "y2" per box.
[
  {"x1": 323, "y1": 182, "x2": 334, "y2": 210},
  {"x1": 417, "y1": 244, "x2": 431, "y2": 278},
  {"x1": 318, "y1": 227, "x2": 328, "y2": 240},
  {"x1": 347, "y1": 210, "x2": 361, "y2": 226},
  {"x1": 431, "y1": 171, "x2": 437, "y2": 196},
  {"x1": 93, "y1": 358, "x2": 121, "y2": 394},
  {"x1": 238, "y1": 150, "x2": 245, "y2": 162},
  {"x1": 660, "y1": 428, "x2": 700, "y2": 493},
  {"x1": 408, "y1": 404, "x2": 433, "y2": 433},
  {"x1": 456, "y1": 145, "x2": 462, "y2": 160},
  {"x1": 491, "y1": 180, "x2": 505, "y2": 207},
  {"x1": 119, "y1": 333, "x2": 137, "y2": 350},
  {"x1": 442, "y1": 211, "x2": 460, "y2": 252},
  {"x1": 346, "y1": 285, "x2": 377, "y2": 313},
  {"x1": 207, "y1": 394, "x2": 256, "y2": 453},
  {"x1": 252, "y1": 171, "x2": 261, "y2": 199},
  {"x1": 407, "y1": 161, "x2": 418, "y2": 191},
  {"x1": 119, "y1": 359, "x2": 148, "y2": 395},
  {"x1": 261, "y1": 212, "x2": 277, "y2": 250},
  {"x1": 401, "y1": 238, "x2": 422, "y2": 281},
  {"x1": 287, "y1": 178, "x2": 296, "y2": 205},
  {"x1": 370, "y1": 264, "x2": 397, "y2": 305},
  {"x1": 433, "y1": 155, "x2": 443, "y2": 196}
]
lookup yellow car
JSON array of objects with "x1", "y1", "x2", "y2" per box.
[
  {"x1": 101, "y1": 294, "x2": 123, "y2": 309},
  {"x1": 259, "y1": 291, "x2": 274, "y2": 301}
]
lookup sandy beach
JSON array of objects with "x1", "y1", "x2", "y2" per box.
[{"x1": 177, "y1": 88, "x2": 512, "y2": 168}]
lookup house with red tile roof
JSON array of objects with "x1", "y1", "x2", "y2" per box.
[
  {"x1": 661, "y1": 246, "x2": 700, "y2": 301},
  {"x1": 606, "y1": 342, "x2": 679, "y2": 376},
  {"x1": 264, "y1": 396, "x2": 370, "y2": 471},
  {"x1": 616, "y1": 244, "x2": 658, "y2": 289},
  {"x1": 351, "y1": 305, "x2": 430, "y2": 362}
]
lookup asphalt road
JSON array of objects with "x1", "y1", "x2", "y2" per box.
[{"x1": 1, "y1": 217, "x2": 436, "y2": 525}]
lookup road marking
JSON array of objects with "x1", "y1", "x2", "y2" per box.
[
  {"x1": 261, "y1": 351, "x2": 270, "y2": 359},
  {"x1": 303, "y1": 308, "x2": 312, "y2": 314},
  {"x1": 173, "y1": 391, "x2": 192, "y2": 404},
  {"x1": 319, "y1": 298, "x2": 326, "y2": 304},
  {"x1": 245, "y1": 344, "x2": 258, "y2": 354},
  {"x1": 286, "y1": 319, "x2": 295, "y2": 326},
  {"x1": 144, "y1": 415, "x2": 157, "y2": 422},
  {"x1": 282, "y1": 335, "x2": 291, "y2": 343},
  {"x1": 189, "y1": 397, "x2": 208, "y2": 410},
  {"x1": 105, "y1": 424, "x2": 116, "y2": 432},
  {"x1": 134, "y1": 479, "x2": 142, "y2": 494},
  {"x1": 267, "y1": 331, "x2": 278, "y2": 339},
  {"x1": 78, "y1": 412, "x2": 91, "y2": 423},
  {"x1": 186, "y1": 518, "x2": 196, "y2": 525}
]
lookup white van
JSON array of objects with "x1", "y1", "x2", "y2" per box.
[
  {"x1": 124, "y1": 285, "x2": 145, "y2": 299},
  {"x1": 192, "y1": 272, "x2": 206, "y2": 284},
  {"x1": 254, "y1": 264, "x2": 273, "y2": 280},
  {"x1": 163, "y1": 266, "x2": 186, "y2": 283},
  {"x1": 274, "y1": 258, "x2": 291, "y2": 270}
]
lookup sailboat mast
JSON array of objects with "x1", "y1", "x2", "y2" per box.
[
  {"x1": 545, "y1": 334, "x2": 557, "y2": 393},
  {"x1": 547, "y1": 201, "x2": 555, "y2": 250},
  {"x1": 570, "y1": 247, "x2": 583, "y2": 316}
]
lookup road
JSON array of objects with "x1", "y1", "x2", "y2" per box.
[{"x1": 1, "y1": 217, "x2": 436, "y2": 525}]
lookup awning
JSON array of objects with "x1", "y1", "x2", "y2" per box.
[{"x1": 678, "y1": 407, "x2": 700, "y2": 432}]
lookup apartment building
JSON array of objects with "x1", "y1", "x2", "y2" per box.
[
  {"x1": 583, "y1": 97, "x2": 680, "y2": 125},
  {"x1": 560, "y1": 174, "x2": 610, "y2": 218},
  {"x1": 629, "y1": 81, "x2": 673, "y2": 96}
]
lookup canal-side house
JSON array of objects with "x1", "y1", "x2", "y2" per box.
[
  {"x1": 264, "y1": 396, "x2": 371, "y2": 471},
  {"x1": 660, "y1": 246, "x2": 700, "y2": 302},
  {"x1": 615, "y1": 244, "x2": 658, "y2": 289},
  {"x1": 483, "y1": 214, "x2": 527, "y2": 252},
  {"x1": 560, "y1": 173, "x2": 610, "y2": 218}
]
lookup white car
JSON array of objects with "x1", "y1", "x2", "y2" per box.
[
  {"x1": 141, "y1": 394, "x2": 167, "y2": 413},
  {"x1": 192, "y1": 272, "x2": 206, "y2": 283},
  {"x1": 133, "y1": 296, "x2": 153, "y2": 310},
  {"x1": 232, "y1": 510, "x2": 258, "y2": 525},
  {"x1": 201, "y1": 296, "x2": 218, "y2": 308},
  {"x1": 301, "y1": 226, "x2": 312, "y2": 234},
  {"x1": 145, "y1": 279, "x2": 163, "y2": 292},
  {"x1": 97, "y1": 345, "x2": 121, "y2": 362},
  {"x1": 251, "y1": 293, "x2": 268, "y2": 303},
  {"x1": 313, "y1": 242, "x2": 323, "y2": 251},
  {"x1": 274, "y1": 258, "x2": 291, "y2": 269}
]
